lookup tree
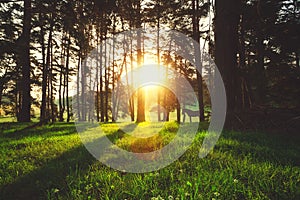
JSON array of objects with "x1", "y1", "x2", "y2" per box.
[
  {"x1": 215, "y1": 0, "x2": 241, "y2": 116},
  {"x1": 18, "y1": 0, "x2": 32, "y2": 122},
  {"x1": 134, "y1": 0, "x2": 145, "y2": 123}
]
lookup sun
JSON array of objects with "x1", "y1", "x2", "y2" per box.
[
  {"x1": 136, "y1": 64, "x2": 166, "y2": 84},
  {"x1": 120, "y1": 53, "x2": 168, "y2": 93},
  {"x1": 134, "y1": 55, "x2": 166, "y2": 86}
]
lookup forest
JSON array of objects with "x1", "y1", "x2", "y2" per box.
[{"x1": 0, "y1": 0, "x2": 299, "y2": 199}]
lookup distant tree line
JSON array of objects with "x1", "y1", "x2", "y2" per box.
[{"x1": 0, "y1": 0, "x2": 299, "y2": 125}]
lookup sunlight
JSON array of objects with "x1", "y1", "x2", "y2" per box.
[
  {"x1": 134, "y1": 64, "x2": 167, "y2": 89},
  {"x1": 129, "y1": 53, "x2": 168, "y2": 88},
  {"x1": 138, "y1": 65, "x2": 164, "y2": 83}
]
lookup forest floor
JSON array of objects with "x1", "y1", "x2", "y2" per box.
[{"x1": 0, "y1": 121, "x2": 299, "y2": 199}]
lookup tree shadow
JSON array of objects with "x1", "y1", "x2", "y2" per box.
[
  {"x1": 0, "y1": 130, "x2": 115, "y2": 200},
  {"x1": 216, "y1": 131, "x2": 300, "y2": 166},
  {"x1": 105, "y1": 123, "x2": 138, "y2": 143},
  {"x1": 1, "y1": 122, "x2": 95, "y2": 140}
]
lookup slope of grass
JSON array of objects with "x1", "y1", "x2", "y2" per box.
[{"x1": 0, "y1": 122, "x2": 299, "y2": 200}]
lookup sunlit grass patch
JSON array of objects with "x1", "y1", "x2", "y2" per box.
[
  {"x1": 0, "y1": 122, "x2": 299, "y2": 199},
  {"x1": 97, "y1": 122, "x2": 179, "y2": 154}
]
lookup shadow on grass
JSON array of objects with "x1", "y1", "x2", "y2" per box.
[
  {"x1": 0, "y1": 122, "x2": 96, "y2": 140},
  {"x1": 105, "y1": 123, "x2": 138, "y2": 143},
  {"x1": 0, "y1": 131, "x2": 114, "y2": 199},
  {"x1": 216, "y1": 131, "x2": 300, "y2": 166},
  {"x1": 0, "y1": 122, "x2": 36, "y2": 135}
]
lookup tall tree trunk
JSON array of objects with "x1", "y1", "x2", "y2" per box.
[
  {"x1": 96, "y1": 35, "x2": 100, "y2": 122},
  {"x1": 0, "y1": 84, "x2": 3, "y2": 109},
  {"x1": 105, "y1": 38, "x2": 109, "y2": 122},
  {"x1": 66, "y1": 34, "x2": 71, "y2": 122},
  {"x1": 130, "y1": 32, "x2": 135, "y2": 121},
  {"x1": 40, "y1": 14, "x2": 48, "y2": 123},
  {"x1": 192, "y1": 0, "x2": 205, "y2": 122},
  {"x1": 58, "y1": 32, "x2": 66, "y2": 122},
  {"x1": 157, "y1": 9, "x2": 161, "y2": 122},
  {"x1": 136, "y1": 1, "x2": 145, "y2": 123},
  {"x1": 58, "y1": 66, "x2": 64, "y2": 122},
  {"x1": 215, "y1": 0, "x2": 241, "y2": 126},
  {"x1": 136, "y1": 29, "x2": 145, "y2": 122},
  {"x1": 112, "y1": 15, "x2": 116, "y2": 122},
  {"x1": 50, "y1": 37, "x2": 55, "y2": 123},
  {"x1": 16, "y1": 84, "x2": 21, "y2": 121},
  {"x1": 256, "y1": 28, "x2": 266, "y2": 105},
  {"x1": 176, "y1": 58, "x2": 181, "y2": 123},
  {"x1": 215, "y1": 0, "x2": 241, "y2": 110},
  {"x1": 81, "y1": 58, "x2": 87, "y2": 121},
  {"x1": 100, "y1": 40, "x2": 105, "y2": 122},
  {"x1": 238, "y1": 14, "x2": 252, "y2": 110},
  {"x1": 238, "y1": 14, "x2": 246, "y2": 109},
  {"x1": 76, "y1": 55, "x2": 81, "y2": 121},
  {"x1": 296, "y1": 51, "x2": 299, "y2": 68},
  {"x1": 19, "y1": 0, "x2": 32, "y2": 122}
]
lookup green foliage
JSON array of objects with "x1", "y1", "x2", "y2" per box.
[{"x1": 0, "y1": 122, "x2": 299, "y2": 199}]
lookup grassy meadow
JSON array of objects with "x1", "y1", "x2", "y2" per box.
[{"x1": 0, "y1": 121, "x2": 299, "y2": 199}]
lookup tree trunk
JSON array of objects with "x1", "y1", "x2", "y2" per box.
[
  {"x1": 96, "y1": 35, "x2": 100, "y2": 122},
  {"x1": 136, "y1": 2, "x2": 145, "y2": 122},
  {"x1": 215, "y1": 0, "x2": 241, "y2": 110},
  {"x1": 105, "y1": 39, "x2": 109, "y2": 122},
  {"x1": 157, "y1": 11, "x2": 161, "y2": 122},
  {"x1": 296, "y1": 51, "x2": 299, "y2": 68},
  {"x1": 76, "y1": 55, "x2": 81, "y2": 121},
  {"x1": 176, "y1": 102, "x2": 181, "y2": 123},
  {"x1": 215, "y1": 0, "x2": 241, "y2": 127},
  {"x1": 100, "y1": 40, "x2": 105, "y2": 122},
  {"x1": 81, "y1": 58, "x2": 87, "y2": 121},
  {"x1": 19, "y1": 0, "x2": 32, "y2": 122},
  {"x1": 58, "y1": 32, "x2": 66, "y2": 122},
  {"x1": 256, "y1": 28, "x2": 266, "y2": 105},
  {"x1": 50, "y1": 37, "x2": 56, "y2": 123},
  {"x1": 112, "y1": 15, "x2": 116, "y2": 122},
  {"x1": 39, "y1": 14, "x2": 47, "y2": 123},
  {"x1": 66, "y1": 34, "x2": 71, "y2": 122},
  {"x1": 0, "y1": 84, "x2": 3, "y2": 109},
  {"x1": 192, "y1": 0, "x2": 205, "y2": 122},
  {"x1": 58, "y1": 66, "x2": 64, "y2": 122},
  {"x1": 130, "y1": 32, "x2": 135, "y2": 121}
]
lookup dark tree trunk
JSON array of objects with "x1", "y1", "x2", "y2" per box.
[
  {"x1": 19, "y1": 0, "x2": 32, "y2": 122},
  {"x1": 136, "y1": 6, "x2": 145, "y2": 123},
  {"x1": 296, "y1": 52, "x2": 299, "y2": 68},
  {"x1": 39, "y1": 14, "x2": 47, "y2": 123},
  {"x1": 136, "y1": 30, "x2": 145, "y2": 122},
  {"x1": 58, "y1": 67, "x2": 64, "y2": 122},
  {"x1": 104, "y1": 39, "x2": 109, "y2": 122},
  {"x1": 166, "y1": 111, "x2": 170, "y2": 121},
  {"x1": 238, "y1": 15, "x2": 252, "y2": 110},
  {"x1": 76, "y1": 55, "x2": 81, "y2": 121},
  {"x1": 176, "y1": 102, "x2": 181, "y2": 123},
  {"x1": 96, "y1": 35, "x2": 100, "y2": 122},
  {"x1": 0, "y1": 84, "x2": 3, "y2": 109},
  {"x1": 157, "y1": 11, "x2": 161, "y2": 122},
  {"x1": 100, "y1": 41, "x2": 105, "y2": 122},
  {"x1": 81, "y1": 58, "x2": 87, "y2": 121},
  {"x1": 58, "y1": 32, "x2": 66, "y2": 122},
  {"x1": 215, "y1": 0, "x2": 241, "y2": 111},
  {"x1": 215, "y1": 0, "x2": 241, "y2": 127},
  {"x1": 112, "y1": 15, "x2": 116, "y2": 122},
  {"x1": 192, "y1": 0, "x2": 205, "y2": 122},
  {"x1": 50, "y1": 37, "x2": 56, "y2": 123},
  {"x1": 66, "y1": 35, "x2": 71, "y2": 122},
  {"x1": 256, "y1": 29, "x2": 266, "y2": 105},
  {"x1": 130, "y1": 33, "x2": 135, "y2": 121}
]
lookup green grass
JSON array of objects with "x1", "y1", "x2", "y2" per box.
[{"x1": 0, "y1": 122, "x2": 299, "y2": 199}]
